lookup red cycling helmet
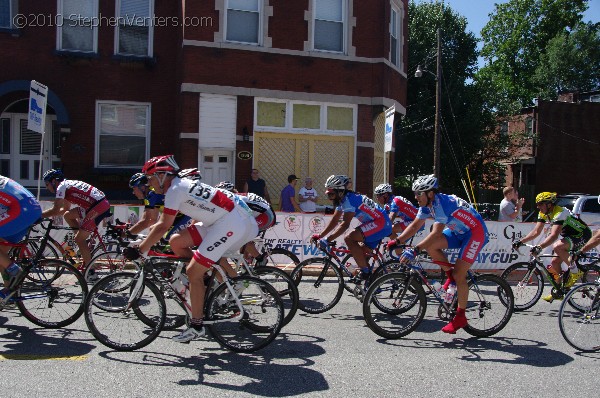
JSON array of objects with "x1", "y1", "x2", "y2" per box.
[{"x1": 142, "y1": 155, "x2": 180, "y2": 175}]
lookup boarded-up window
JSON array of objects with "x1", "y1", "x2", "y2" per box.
[
  {"x1": 292, "y1": 104, "x2": 320, "y2": 129},
  {"x1": 257, "y1": 101, "x2": 286, "y2": 127},
  {"x1": 327, "y1": 106, "x2": 353, "y2": 131}
]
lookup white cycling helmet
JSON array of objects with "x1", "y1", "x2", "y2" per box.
[
  {"x1": 374, "y1": 183, "x2": 393, "y2": 195},
  {"x1": 412, "y1": 174, "x2": 438, "y2": 192},
  {"x1": 324, "y1": 175, "x2": 350, "y2": 190}
]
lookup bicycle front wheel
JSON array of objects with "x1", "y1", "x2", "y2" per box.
[
  {"x1": 558, "y1": 283, "x2": 600, "y2": 352},
  {"x1": 84, "y1": 272, "x2": 166, "y2": 351},
  {"x1": 258, "y1": 248, "x2": 300, "y2": 276},
  {"x1": 206, "y1": 276, "x2": 283, "y2": 353},
  {"x1": 253, "y1": 266, "x2": 299, "y2": 326},
  {"x1": 463, "y1": 273, "x2": 514, "y2": 337},
  {"x1": 84, "y1": 250, "x2": 137, "y2": 283},
  {"x1": 290, "y1": 258, "x2": 344, "y2": 314},
  {"x1": 17, "y1": 259, "x2": 88, "y2": 328},
  {"x1": 500, "y1": 262, "x2": 543, "y2": 311},
  {"x1": 362, "y1": 272, "x2": 427, "y2": 339}
]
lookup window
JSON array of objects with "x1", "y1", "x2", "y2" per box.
[
  {"x1": 0, "y1": 118, "x2": 9, "y2": 154},
  {"x1": 257, "y1": 101, "x2": 285, "y2": 127},
  {"x1": 582, "y1": 199, "x2": 600, "y2": 213},
  {"x1": 226, "y1": 0, "x2": 260, "y2": 44},
  {"x1": 327, "y1": 106, "x2": 353, "y2": 131},
  {"x1": 116, "y1": 0, "x2": 154, "y2": 56},
  {"x1": 0, "y1": 0, "x2": 17, "y2": 29},
  {"x1": 96, "y1": 102, "x2": 150, "y2": 167},
  {"x1": 525, "y1": 116, "x2": 534, "y2": 136},
  {"x1": 57, "y1": 0, "x2": 98, "y2": 52},
  {"x1": 314, "y1": 0, "x2": 345, "y2": 52},
  {"x1": 390, "y1": 5, "x2": 400, "y2": 67},
  {"x1": 292, "y1": 104, "x2": 320, "y2": 129}
]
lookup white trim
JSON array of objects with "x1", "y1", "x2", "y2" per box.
[
  {"x1": 357, "y1": 141, "x2": 375, "y2": 148},
  {"x1": 94, "y1": 100, "x2": 151, "y2": 168},
  {"x1": 180, "y1": 132, "x2": 198, "y2": 139},
  {"x1": 181, "y1": 83, "x2": 407, "y2": 115},
  {"x1": 114, "y1": 0, "x2": 154, "y2": 57},
  {"x1": 56, "y1": 0, "x2": 99, "y2": 53},
  {"x1": 223, "y1": 0, "x2": 263, "y2": 45}
]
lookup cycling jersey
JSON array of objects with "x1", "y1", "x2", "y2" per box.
[
  {"x1": 0, "y1": 176, "x2": 42, "y2": 243},
  {"x1": 55, "y1": 180, "x2": 105, "y2": 211},
  {"x1": 142, "y1": 188, "x2": 191, "y2": 239},
  {"x1": 338, "y1": 191, "x2": 392, "y2": 248},
  {"x1": 537, "y1": 205, "x2": 589, "y2": 239},
  {"x1": 381, "y1": 195, "x2": 419, "y2": 231},
  {"x1": 144, "y1": 190, "x2": 164, "y2": 209},
  {"x1": 237, "y1": 192, "x2": 276, "y2": 232}
]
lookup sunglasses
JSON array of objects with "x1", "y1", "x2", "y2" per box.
[
  {"x1": 327, "y1": 192, "x2": 337, "y2": 198},
  {"x1": 414, "y1": 191, "x2": 428, "y2": 197}
]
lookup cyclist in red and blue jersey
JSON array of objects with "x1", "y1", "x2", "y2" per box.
[
  {"x1": 313, "y1": 175, "x2": 392, "y2": 280},
  {"x1": 389, "y1": 174, "x2": 489, "y2": 334},
  {"x1": 374, "y1": 183, "x2": 421, "y2": 236},
  {"x1": 0, "y1": 175, "x2": 42, "y2": 297}
]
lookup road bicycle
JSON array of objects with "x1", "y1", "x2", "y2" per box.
[
  {"x1": 558, "y1": 253, "x2": 600, "y2": 352},
  {"x1": 84, "y1": 256, "x2": 284, "y2": 352},
  {"x1": 0, "y1": 219, "x2": 88, "y2": 328},
  {"x1": 362, "y1": 247, "x2": 514, "y2": 339},
  {"x1": 501, "y1": 243, "x2": 600, "y2": 310}
]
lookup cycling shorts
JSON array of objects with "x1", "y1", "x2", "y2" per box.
[
  {"x1": 358, "y1": 218, "x2": 393, "y2": 249},
  {"x1": 164, "y1": 214, "x2": 192, "y2": 240},
  {"x1": 562, "y1": 227, "x2": 592, "y2": 251},
  {"x1": 186, "y1": 207, "x2": 258, "y2": 266},
  {"x1": 0, "y1": 200, "x2": 42, "y2": 243},
  {"x1": 443, "y1": 224, "x2": 489, "y2": 265},
  {"x1": 75, "y1": 199, "x2": 111, "y2": 233}
]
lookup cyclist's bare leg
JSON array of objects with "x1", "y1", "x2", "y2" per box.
[
  {"x1": 344, "y1": 229, "x2": 368, "y2": 270},
  {"x1": 186, "y1": 258, "x2": 210, "y2": 320},
  {"x1": 453, "y1": 259, "x2": 470, "y2": 309},
  {"x1": 550, "y1": 239, "x2": 570, "y2": 277},
  {"x1": 242, "y1": 241, "x2": 260, "y2": 261},
  {"x1": 0, "y1": 241, "x2": 11, "y2": 269},
  {"x1": 217, "y1": 258, "x2": 237, "y2": 279},
  {"x1": 169, "y1": 230, "x2": 195, "y2": 259}
]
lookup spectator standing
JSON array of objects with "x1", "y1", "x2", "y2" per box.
[
  {"x1": 498, "y1": 186, "x2": 524, "y2": 222},
  {"x1": 243, "y1": 168, "x2": 271, "y2": 203},
  {"x1": 298, "y1": 177, "x2": 318, "y2": 213},
  {"x1": 280, "y1": 174, "x2": 302, "y2": 212}
]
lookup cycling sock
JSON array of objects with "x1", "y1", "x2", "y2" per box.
[
  {"x1": 441, "y1": 307, "x2": 467, "y2": 334},
  {"x1": 6, "y1": 263, "x2": 21, "y2": 276},
  {"x1": 190, "y1": 318, "x2": 204, "y2": 330},
  {"x1": 442, "y1": 270, "x2": 455, "y2": 290}
]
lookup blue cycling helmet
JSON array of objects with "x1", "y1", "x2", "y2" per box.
[
  {"x1": 43, "y1": 169, "x2": 64, "y2": 182},
  {"x1": 129, "y1": 173, "x2": 148, "y2": 188}
]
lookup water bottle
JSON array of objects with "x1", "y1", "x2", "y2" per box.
[
  {"x1": 444, "y1": 282, "x2": 456, "y2": 304},
  {"x1": 431, "y1": 280, "x2": 445, "y2": 295}
]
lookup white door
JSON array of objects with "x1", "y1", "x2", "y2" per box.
[
  {"x1": 0, "y1": 113, "x2": 60, "y2": 188},
  {"x1": 200, "y1": 150, "x2": 233, "y2": 187}
]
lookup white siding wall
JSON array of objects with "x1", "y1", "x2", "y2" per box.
[{"x1": 199, "y1": 93, "x2": 237, "y2": 149}]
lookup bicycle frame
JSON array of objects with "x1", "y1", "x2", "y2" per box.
[{"x1": 516, "y1": 244, "x2": 567, "y2": 292}]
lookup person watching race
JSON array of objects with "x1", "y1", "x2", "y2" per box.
[
  {"x1": 388, "y1": 174, "x2": 489, "y2": 334},
  {"x1": 374, "y1": 183, "x2": 421, "y2": 237},
  {"x1": 513, "y1": 191, "x2": 592, "y2": 302},
  {"x1": 0, "y1": 175, "x2": 42, "y2": 300},
  {"x1": 122, "y1": 155, "x2": 258, "y2": 343},
  {"x1": 41, "y1": 169, "x2": 111, "y2": 269},
  {"x1": 313, "y1": 175, "x2": 392, "y2": 280}
]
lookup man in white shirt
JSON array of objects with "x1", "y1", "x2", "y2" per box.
[
  {"x1": 298, "y1": 177, "x2": 318, "y2": 213},
  {"x1": 498, "y1": 186, "x2": 524, "y2": 222}
]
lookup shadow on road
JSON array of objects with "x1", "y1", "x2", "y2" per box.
[{"x1": 98, "y1": 331, "x2": 329, "y2": 396}]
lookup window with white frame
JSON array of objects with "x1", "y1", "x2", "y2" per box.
[
  {"x1": 256, "y1": 100, "x2": 354, "y2": 133},
  {"x1": 116, "y1": 0, "x2": 154, "y2": 56},
  {"x1": 226, "y1": 0, "x2": 261, "y2": 44},
  {"x1": 0, "y1": 0, "x2": 17, "y2": 29},
  {"x1": 96, "y1": 102, "x2": 150, "y2": 167},
  {"x1": 57, "y1": 0, "x2": 98, "y2": 52},
  {"x1": 390, "y1": 4, "x2": 401, "y2": 67},
  {"x1": 314, "y1": 0, "x2": 345, "y2": 52}
]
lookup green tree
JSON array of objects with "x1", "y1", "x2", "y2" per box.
[
  {"x1": 397, "y1": 1, "x2": 485, "y2": 194},
  {"x1": 477, "y1": 0, "x2": 589, "y2": 113}
]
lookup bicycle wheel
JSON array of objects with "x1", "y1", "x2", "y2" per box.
[
  {"x1": 85, "y1": 272, "x2": 166, "y2": 351},
  {"x1": 17, "y1": 259, "x2": 88, "y2": 328},
  {"x1": 258, "y1": 248, "x2": 300, "y2": 276},
  {"x1": 144, "y1": 261, "x2": 187, "y2": 330},
  {"x1": 581, "y1": 264, "x2": 600, "y2": 283},
  {"x1": 500, "y1": 262, "x2": 543, "y2": 311},
  {"x1": 84, "y1": 250, "x2": 137, "y2": 283},
  {"x1": 362, "y1": 272, "x2": 427, "y2": 339},
  {"x1": 253, "y1": 266, "x2": 299, "y2": 326},
  {"x1": 290, "y1": 258, "x2": 344, "y2": 314},
  {"x1": 463, "y1": 273, "x2": 514, "y2": 337},
  {"x1": 558, "y1": 283, "x2": 600, "y2": 352},
  {"x1": 206, "y1": 275, "x2": 283, "y2": 353}
]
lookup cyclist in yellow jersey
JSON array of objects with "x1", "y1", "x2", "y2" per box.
[{"x1": 513, "y1": 192, "x2": 592, "y2": 302}]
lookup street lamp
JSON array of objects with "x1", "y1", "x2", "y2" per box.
[{"x1": 415, "y1": 28, "x2": 442, "y2": 180}]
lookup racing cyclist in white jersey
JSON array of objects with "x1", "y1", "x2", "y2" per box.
[{"x1": 122, "y1": 155, "x2": 258, "y2": 343}]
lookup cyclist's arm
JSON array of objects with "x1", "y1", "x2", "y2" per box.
[
  {"x1": 129, "y1": 207, "x2": 159, "y2": 235},
  {"x1": 318, "y1": 208, "x2": 343, "y2": 237},
  {"x1": 520, "y1": 221, "x2": 545, "y2": 243},
  {"x1": 396, "y1": 217, "x2": 426, "y2": 243},
  {"x1": 413, "y1": 222, "x2": 444, "y2": 250},
  {"x1": 580, "y1": 229, "x2": 600, "y2": 253},
  {"x1": 138, "y1": 211, "x2": 176, "y2": 254},
  {"x1": 326, "y1": 211, "x2": 353, "y2": 241},
  {"x1": 41, "y1": 198, "x2": 70, "y2": 218},
  {"x1": 242, "y1": 182, "x2": 249, "y2": 194},
  {"x1": 388, "y1": 211, "x2": 398, "y2": 224},
  {"x1": 536, "y1": 223, "x2": 562, "y2": 250}
]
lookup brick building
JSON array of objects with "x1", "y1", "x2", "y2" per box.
[{"x1": 0, "y1": 0, "x2": 408, "y2": 205}]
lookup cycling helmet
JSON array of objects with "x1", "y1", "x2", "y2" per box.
[
  {"x1": 129, "y1": 173, "x2": 148, "y2": 188},
  {"x1": 374, "y1": 183, "x2": 393, "y2": 195},
  {"x1": 412, "y1": 174, "x2": 438, "y2": 192},
  {"x1": 535, "y1": 192, "x2": 557, "y2": 204},
  {"x1": 43, "y1": 169, "x2": 64, "y2": 182},
  {"x1": 142, "y1": 155, "x2": 180, "y2": 175},
  {"x1": 598, "y1": 195, "x2": 600, "y2": 205},
  {"x1": 216, "y1": 181, "x2": 235, "y2": 192},
  {"x1": 324, "y1": 175, "x2": 350, "y2": 190}
]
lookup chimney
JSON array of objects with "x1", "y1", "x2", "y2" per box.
[{"x1": 557, "y1": 91, "x2": 579, "y2": 103}]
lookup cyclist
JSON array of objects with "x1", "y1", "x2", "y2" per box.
[
  {"x1": 388, "y1": 174, "x2": 489, "y2": 334},
  {"x1": 312, "y1": 175, "x2": 392, "y2": 280},
  {"x1": 513, "y1": 191, "x2": 592, "y2": 302},
  {"x1": 123, "y1": 155, "x2": 258, "y2": 343},
  {"x1": 42, "y1": 169, "x2": 111, "y2": 269},
  {"x1": 0, "y1": 175, "x2": 42, "y2": 299},
  {"x1": 127, "y1": 173, "x2": 192, "y2": 242},
  {"x1": 571, "y1": 197, "x2": 600, "y2": 261},
  {"x1": 374, "y1": 183, "x2": 420, "y2": 237}
]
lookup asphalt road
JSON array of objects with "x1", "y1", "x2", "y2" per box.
[{"x1": 1, "y1": 282, "x2": 598, "y2": 398}]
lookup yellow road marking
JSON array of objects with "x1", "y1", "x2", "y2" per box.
[{"x1": 0, "y1": 354, "x2": 88, "y2": 361}]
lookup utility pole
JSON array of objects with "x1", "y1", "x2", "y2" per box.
[{"x1": 433, "y1": 28, "x2": 442, "y2": 179}]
